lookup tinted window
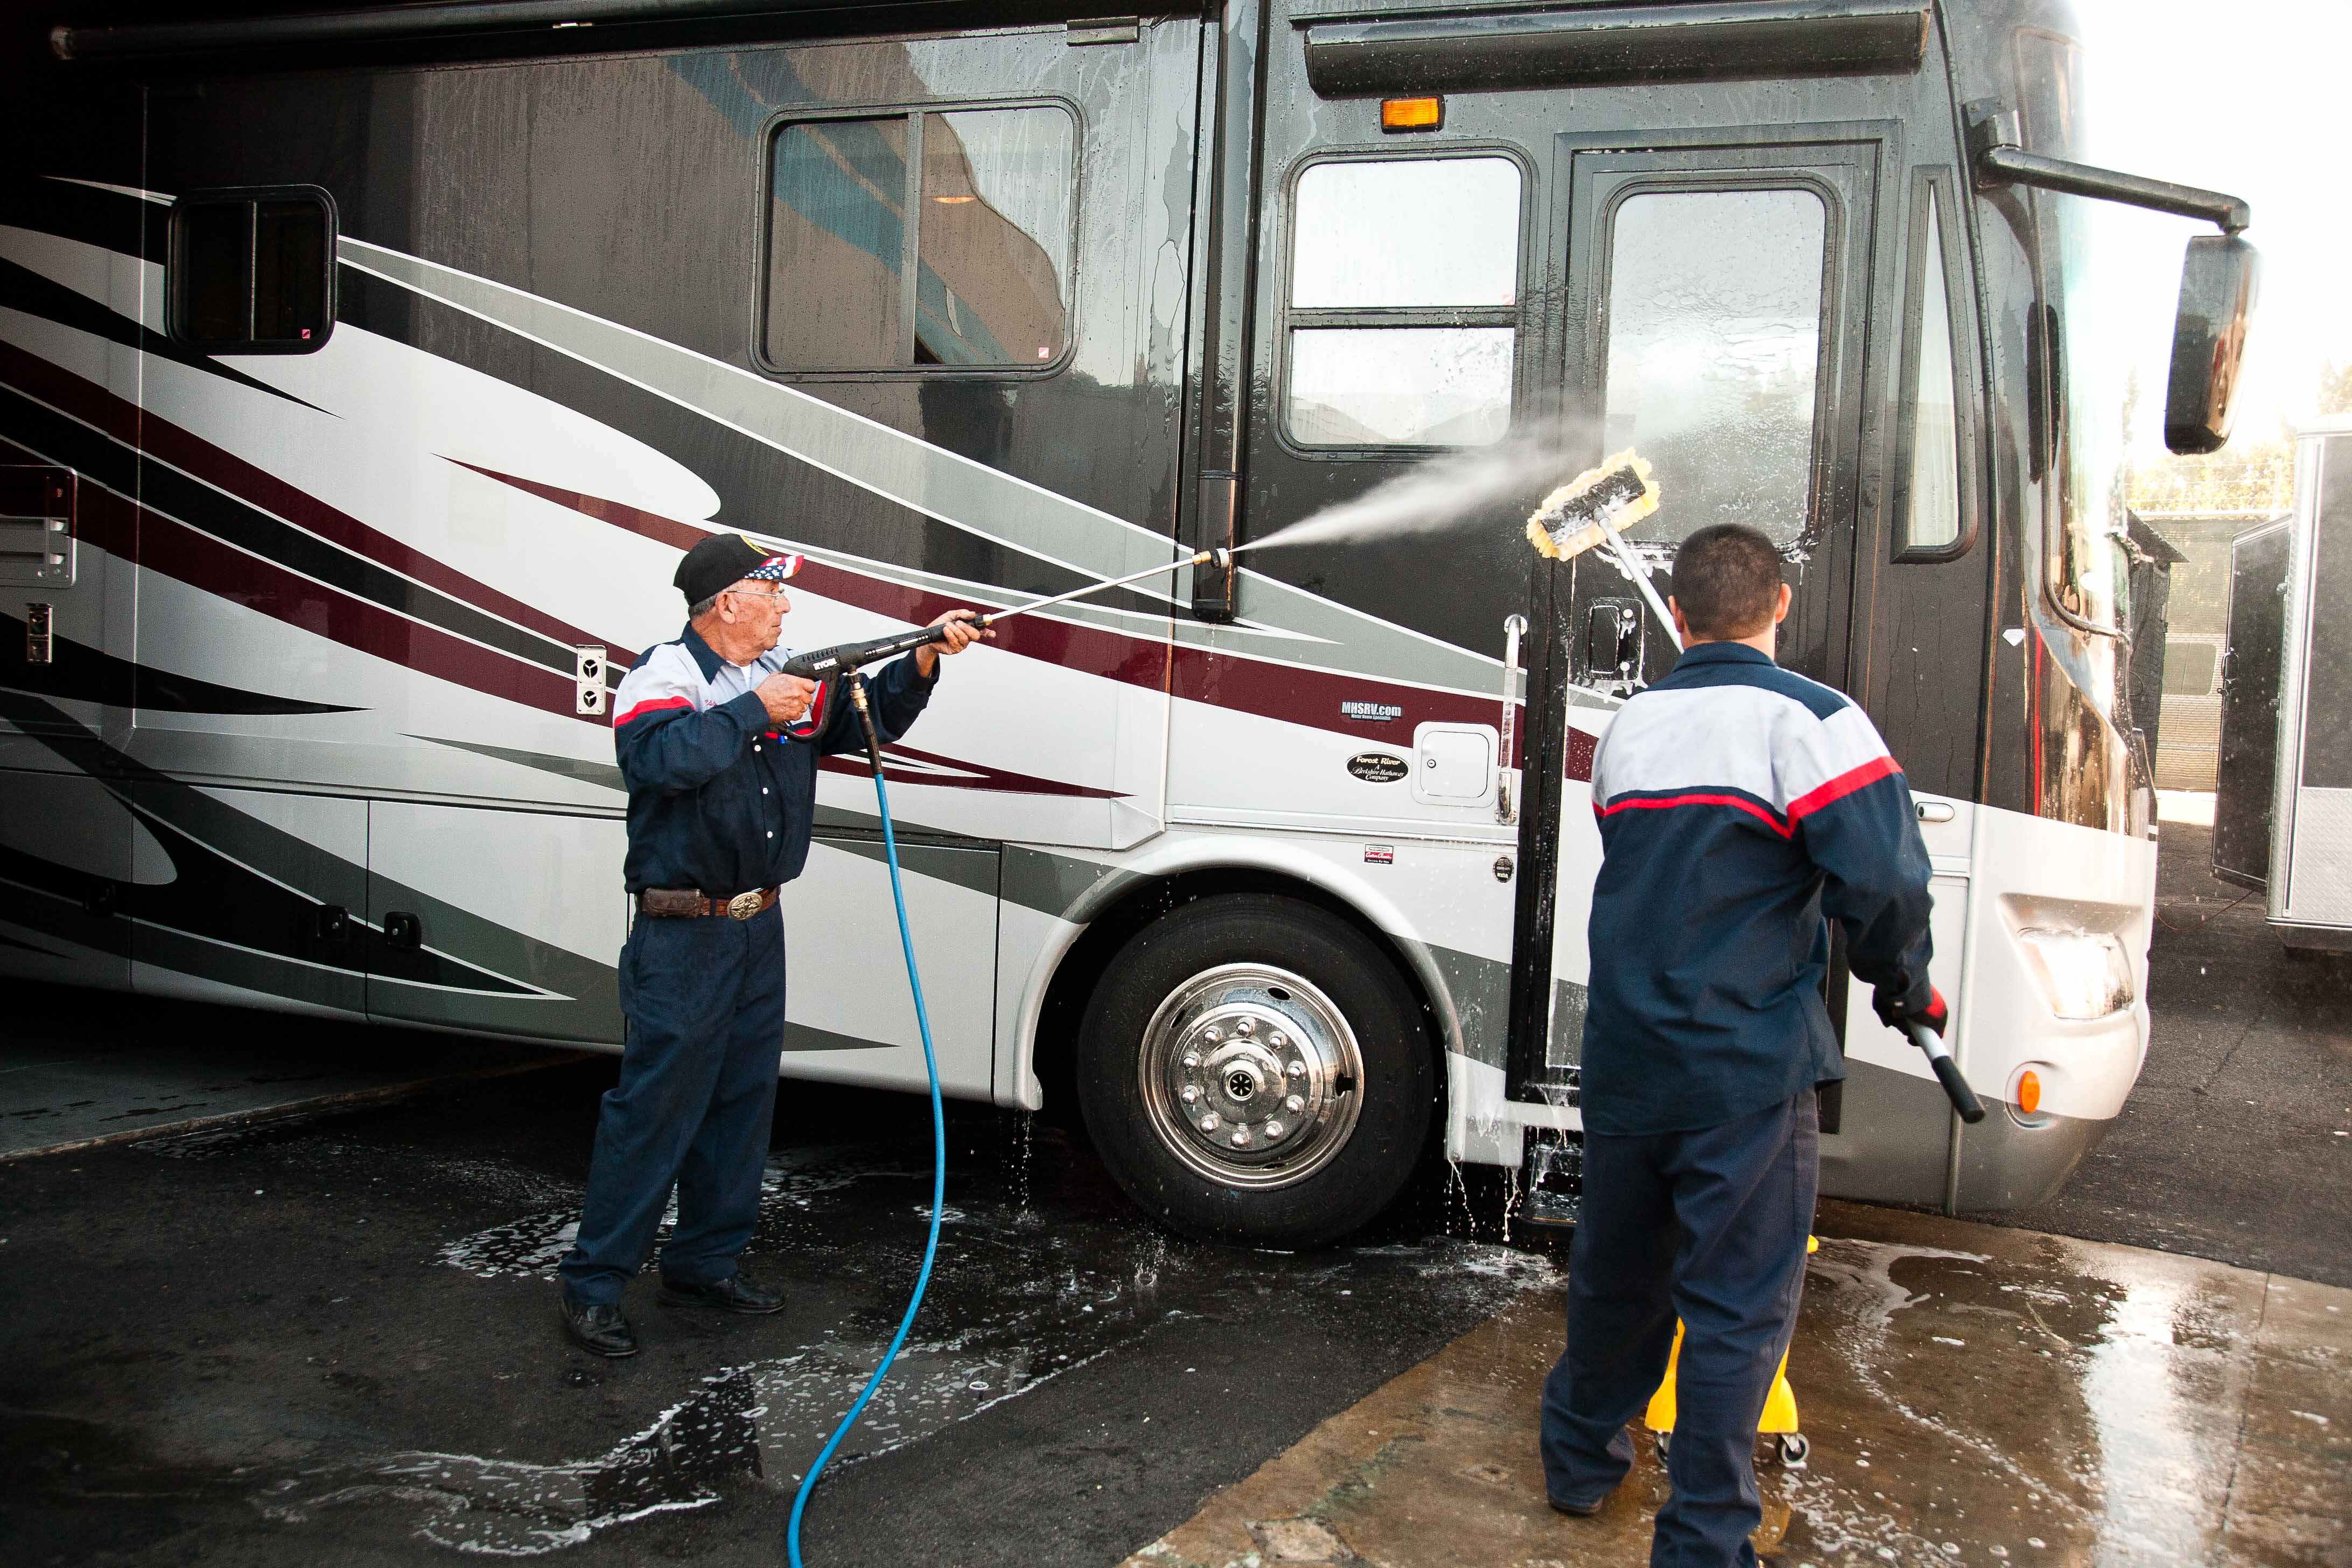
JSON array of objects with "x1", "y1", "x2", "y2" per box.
[
  {"x1": 766, "y1": 117, "x2": 909, "y2": 368},
  {"x1": 1601, "y1": 187, "x2": 1825, "y2": 543},
  {"x1": 917, "y1": 110, "x2": 1072, "y2": 366},
  {"x1": 1283, "y1": 156, "x2": 1523, "y2": 449},
  {"x1": 1289, "y1": 328, "x2": 1514, "y2": 446},
  {"x1": 170, "y1": 189, "x2": 334, "y2": 353},
  {"x1": 1291, "y1": 158, "x2": 1519, "y2": 309},
  {"x1": 764, "y1": 107, "x2": 1074, "y2": 372}
]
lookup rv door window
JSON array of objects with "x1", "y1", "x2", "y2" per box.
[
  {"x1": 1600, "y1": 187, "x2": 1827, "y2": 544},
  {"x1": 1899, "y1": 184, "x2": 1965, "y2": 553},
  {"x1": 763, "y1": 106, "x2": 1075, "y2": 372},
  {"x1": 1282, "y1": 155, "x2": 1523, "y2": 449},
  {"x1": 167, "y1": 187, "x2": 335, "y2": 354}
]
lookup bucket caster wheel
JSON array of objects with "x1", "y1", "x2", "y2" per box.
[
  {"x1": 1775, "y1": 1432, "x2": 1809, "y2": 1468},
  {"x1": 1653, "y1": 1430, "x2": 1670, "y2": 1461}
]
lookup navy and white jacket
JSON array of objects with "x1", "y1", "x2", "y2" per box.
[
  {"x1": 1580, "y1": 642, "x2": 1935, "y2": 1136},
  {"x1": 612, "y1": 625, "x2": 936, "y2": 897}
]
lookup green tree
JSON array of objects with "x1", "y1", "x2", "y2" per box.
[{"x1": 2320, "y1": 360, "x2": 2352, "y2": 418}]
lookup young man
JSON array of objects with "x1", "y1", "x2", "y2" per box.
[
  {"x1": 1540, "y1": 522, "x2": 1943, "y2": 1565},
  {"x1": 556, "y1": 533, "x2": 986, "y2": 1357}
]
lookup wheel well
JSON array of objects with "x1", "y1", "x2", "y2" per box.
[{"x1": 1028, "y1": 867, "x2": 1449, "y2": 1129}]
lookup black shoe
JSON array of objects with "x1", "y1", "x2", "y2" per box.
[
  {"x1": 660, "y1": 1270, "x2": 786, "y2": 1315},
  {"x1": 1548, "y1": 1493, "x2": 1606, "y2": 1517},
  {"x1": 561, "y1": 1297, "x2": 638, "y2": 1358}
]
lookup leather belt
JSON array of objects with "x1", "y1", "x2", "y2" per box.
[{"x1": 636, "y1": 886, "x2": 780, "y2": 920}]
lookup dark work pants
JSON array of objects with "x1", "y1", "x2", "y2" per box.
[
  {"x1": 1540, "y1": 1090, "x2": 1819, "y2": 1568},
  {"x1": 558, "y1": 909, "x2": 786, "y2": 1307}
]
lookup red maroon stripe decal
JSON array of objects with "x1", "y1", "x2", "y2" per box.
[
  {"x1": 456, "y1": 463, "x2": 1510, "y2": 739},
  {"x1": 0, "y1": 342, "x2": 636, "y2": 669}
]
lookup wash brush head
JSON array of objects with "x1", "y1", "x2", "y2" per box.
[{"x1": 1525, "y1": 450, "x2": 1658, "y2": 560}]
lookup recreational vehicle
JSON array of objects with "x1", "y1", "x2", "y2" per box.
[{"x1": 1, "y1": 0, "x2": 2256, "y2": 1241}]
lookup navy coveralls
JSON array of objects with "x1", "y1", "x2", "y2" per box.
[
  {"x1": 557, "y1": 626, "x2": 935, "y2": 1307},
  {"x1": 1541, "y1": 643, "x2": 1934, "y2": 1566}
]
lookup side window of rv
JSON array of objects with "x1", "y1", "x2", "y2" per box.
[
  {"x1": 167, "y1": 187, "x2": 336, "y2": 354},
  {"x1": 1283, "y1": 156, "x2": 1523, "y2": 448},
  {"x1": 1599, "y1": 186, "x2": 1829, "y2": 544},
  {"x1": 763, "y1": 106, "x2": 1075, "y2": 372},
  {"x1": 1895, "y1": 177, "x2": 1974, "y2": 557}
]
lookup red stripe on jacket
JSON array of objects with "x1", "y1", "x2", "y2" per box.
[
  {"x1": 1785, "y1": 754, "x2": 1903, "y2": 823},
  {"x1": 1596, "y1": 792, "x2": 1794, "y2": 838},
  {"x1": 615, "y1": 694, "x2": 694, "y2": 727}
]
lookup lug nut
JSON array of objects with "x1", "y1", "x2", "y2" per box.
[
  {"x1": 1287, "y1": 1060, "x2": 1306, "y2": 1078},
  {"x1": 1285, "y1": 1094, "x2": 1304, "y2": 1113},
  {"x1": 1180, "y1": 1084, "x2": 1200, "y2": 1104},
  {"x1": 1264, "y1": 1120, "x2": 1285, "y2": 1139},
  {"x1": 1236, "y1": 1018, "x2": 1256, "y2": 1035},
  {"x1": 1230, "y1": 1128, "x2": 1250, "y2": 1146},
  {"x1": 1269, "y1": 1031, "x2": 1287, "y2": 1049},
  {"x1": 1181, "y1": 1051, "x2": 1201, "y2": 1070},
  {"x1": 1199, "y1": 1113, "x2": 1220, "y2": 1133},
  {"x1": 1203, "y1": 1026, "x2": 1222, "y2": 1044}
]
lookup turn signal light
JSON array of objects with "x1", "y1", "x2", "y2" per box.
[
  {"x1": 2015, "y1": 1069, "x2": 2042, "y2": 1116},
  {"x1": 1381, "y1": 96, "x2": 1444, "y2": 132}
]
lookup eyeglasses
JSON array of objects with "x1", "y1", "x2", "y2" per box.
[{"x1": 726, "y1": 584, "x2": 789, "y2": 603}]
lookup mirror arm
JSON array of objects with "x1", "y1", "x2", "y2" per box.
[{"x1": 1965, "y1": 103, "x2": 2249, "y2": 234}]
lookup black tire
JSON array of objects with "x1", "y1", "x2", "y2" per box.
[{"x1": 1074, "y1": 893, "x2": 1435, "y2": 1248}]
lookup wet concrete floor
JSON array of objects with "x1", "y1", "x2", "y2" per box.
[
  {"x1": 0, "y1": 985, "x2": 578, "y2": 1161},
  {"x1": 1122, "y1": 1200, "x2": 2352, "y2": 1568},
  {"x1": 0, "y1": 1059, "x2": 1561, "y2": 1568}
]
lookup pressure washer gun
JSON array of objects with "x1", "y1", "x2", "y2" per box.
[
  {"x1": 1905, "y1": 1017, "x2": 1987, "y2": 1123},
  {"x1": 1522, "y1": 449, "x2": 1681, "y2": 653}
]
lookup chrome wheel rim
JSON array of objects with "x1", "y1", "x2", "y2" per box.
[{"x1": 1136, "y1": 962, "x2": 1364, "y2": 1190}]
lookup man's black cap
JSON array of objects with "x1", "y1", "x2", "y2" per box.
[{"x1": 675, "y1": 533, "x2": 803, "y2": 606}]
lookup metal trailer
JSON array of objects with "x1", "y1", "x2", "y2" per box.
[
  {"x1": 1, "y1": 0, "x2": 2256, "y2": 1243},
  {"x1": 2213, "y1": 425, "x2": 2352, "y2": 947}
]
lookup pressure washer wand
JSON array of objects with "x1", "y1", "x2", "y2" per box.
[{"x1": 778, "y1": 551, "x2": 1235, "y2": 682}]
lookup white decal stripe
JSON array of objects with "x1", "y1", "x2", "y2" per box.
[{"x1": 335, "y1": 239, "x2": 1504, "y2": 697}]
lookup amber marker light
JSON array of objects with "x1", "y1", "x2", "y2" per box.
[
  {"x1": 2014, "y1": 1069, "x2": 2042, "y2": 1116},
  {"x1": 1380, "y1": 96, "x2": 1443, "y2": 132}
]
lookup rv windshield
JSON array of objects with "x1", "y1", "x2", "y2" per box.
[
  {"x1": 2048, "y1": 190, "x2": 2131, "y2": 632},
  {"x1": 2016, "y1": 26, "x2": 2131, "y2": 635}
]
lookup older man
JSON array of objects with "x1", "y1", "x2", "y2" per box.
[{"x1": 558, "y1": 533, "x2": 984, "y2": 1357}]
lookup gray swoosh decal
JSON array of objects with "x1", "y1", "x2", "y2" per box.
[
  {"x1": 336, "y1": 239, "x2": 1502, "y2": 698},
  {"x1": 415, "y1": 734, "x2": 626, "y2": 794}
]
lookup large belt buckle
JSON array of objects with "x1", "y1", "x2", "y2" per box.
[{"x1": 725, "y1": 890, "x2": 764, "y2": 921}]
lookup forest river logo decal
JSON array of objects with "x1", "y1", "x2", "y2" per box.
[
  {"x1": 1341, "y1": 699, "x2": 1403, "y2": 723},
  {"x1": 1347, "y1": 752, "x2": 1409, "y2": 784}
]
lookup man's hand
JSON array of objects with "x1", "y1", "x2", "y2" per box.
[
  {"x1": 1874, "y1": 982, "x2": 1948, "y2": 1038},
  {"x1": 754, "y1": 672, "x2": 818, "y2": 727},
  {"x1": 914, "y1": 609, "x2": 992, "y2": 678}
]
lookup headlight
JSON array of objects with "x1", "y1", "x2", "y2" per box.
[{"x1": 2017, "y1": 928, "x2": 2134, "y2": 1021}]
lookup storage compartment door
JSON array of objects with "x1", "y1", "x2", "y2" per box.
[
  {"x1": 366, "y1": 802, "x2": 625, "y2": 1043},
  {"x1": 776, "y1": 836, "x2": 999, "y2": 1100}
]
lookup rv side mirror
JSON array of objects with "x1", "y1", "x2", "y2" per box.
[{"x1": 2164, "y1": 234, "x2": 2260, "y2": 456}]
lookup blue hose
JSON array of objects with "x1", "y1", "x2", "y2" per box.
[{"x1": 786, "y1": 756, "x2": 946, "y2": 1568}]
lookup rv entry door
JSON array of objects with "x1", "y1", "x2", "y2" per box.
[{"x1": 1507, "y1": 128, "x2": 1885, "y2": 1106}]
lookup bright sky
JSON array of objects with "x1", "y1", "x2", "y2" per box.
[{"x1": 2076, "y1": 0, "x2": 2352, "y2": 450}]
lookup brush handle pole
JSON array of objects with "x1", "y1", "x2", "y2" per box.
[
  {"x1": 1600, "y1": 523, "x2": 1682, "y2": 653},
  {"x1": 977, "y1": 554, "x2": 1204, "y2": 629}
]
